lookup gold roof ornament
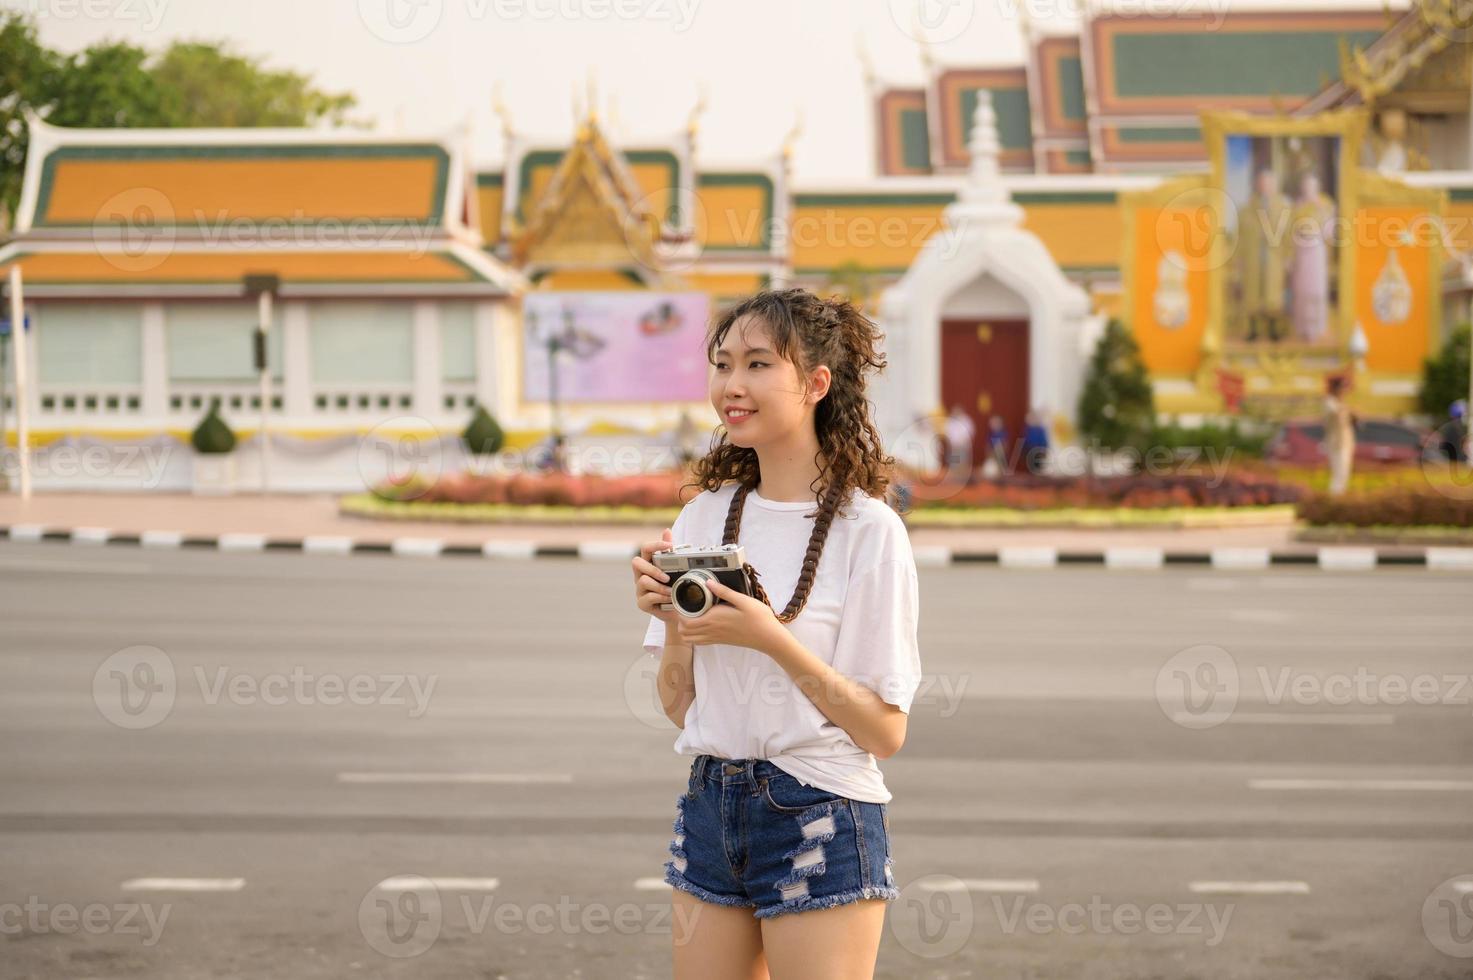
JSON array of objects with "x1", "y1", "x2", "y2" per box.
[
  {"x1": 1339, "y1": 0, "x2": 1473, "y2": 103},
  {"x1": 492, "y1": 81, "x2": 515, "y2": 141},
  {"x1": 686, "y1": 84, "x2": 708, "y2": 143},
  {"x1": 856, "y1": 33, "x2": 877, "y2": 89},
  {"x1": 512, "y1": 108, "x2": 667, "y2": 271},
  {"x1": 782, "y1": 109, "x2": 804, "y2": 168}
]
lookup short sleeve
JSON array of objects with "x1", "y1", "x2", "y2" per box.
[
  {"x1": 641, "y1": 503, "x2": 692, "y2": 658},
  {"x1": 831, "y1": 558, "x2": 922, "y2": 713}
]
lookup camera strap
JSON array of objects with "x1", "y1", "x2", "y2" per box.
[{"x1": 722, "y1": 480, "x2": 843, "y2": 624}]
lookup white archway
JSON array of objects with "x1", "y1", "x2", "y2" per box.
[{"x1": 875, "y1": 93, "x2": 1092, "y2": 469}]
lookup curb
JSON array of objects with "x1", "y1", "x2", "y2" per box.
[{"x1": 5, "y1": 524, "x2": 1473, "y2": 571}]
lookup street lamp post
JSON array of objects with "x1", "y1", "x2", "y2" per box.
[{"x1": 244, "y1": 274, "x2": 280, "y2": 494}]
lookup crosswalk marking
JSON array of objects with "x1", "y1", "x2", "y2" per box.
[{"x1": 122, "y1": 878, "x2": 245, "y2": 892}]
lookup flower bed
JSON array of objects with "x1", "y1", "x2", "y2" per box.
[
  {"x1": 906, "y1": 471, "x2": 1305, "y2": 511},
  {"x1": 367, "y1": 468, "x2": 1305, "y2": 513},
  {"x1": 372, "y1": 471, "x2": 686, "y2": 509}
]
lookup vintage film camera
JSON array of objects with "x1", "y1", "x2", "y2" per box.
[{"x1": 653, "y1": 543, "x2": 756, "y2": 618}]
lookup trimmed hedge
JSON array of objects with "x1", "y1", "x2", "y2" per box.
[{"x1": 1298, "y1": 488, "x2": 1473, "y2": 528}]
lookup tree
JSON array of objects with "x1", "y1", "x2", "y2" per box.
[
  {"x1": 151, "y1": 43, "x2": 356, "y2": 128},
  {"x1": 0, "y1": 12, "x2": 358, "y2": 228},
  {"x1": 1419, "y1": 323, "x2": 1471, "y2": 418},
  {"x1": 0, "y1": 15, "x2": 56, "y2": 233},
  {"x1": 1077, "y1": 318, "x2": 1156, "y2": 453}
]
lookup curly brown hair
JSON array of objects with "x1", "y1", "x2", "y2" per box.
[{"x1": 680, "y1": 287, "x2": 897, "y2": 518}]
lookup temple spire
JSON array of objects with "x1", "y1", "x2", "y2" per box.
[{"x1": 949, "y1": 90, "x2": 1021, "y2": 225}]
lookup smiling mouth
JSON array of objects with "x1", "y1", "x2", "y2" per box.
[{"x1": 726, "y1": 409, "x2": 757, "y2": 422}]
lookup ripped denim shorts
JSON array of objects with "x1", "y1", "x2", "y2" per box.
[{"x1": 664, "y1": 754, "x2": 899, "y2": 919}]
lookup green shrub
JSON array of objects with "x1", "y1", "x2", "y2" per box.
[
  {"x1": 190, "y1": 398, "x2": 236, "y2": 454},
  {"x1": 1149, "y1": 419, "x2": 1270, "y2": 458},
  {"x1": 1078, "y1": 319, "x2": 1155, "y2": 456},
  {"x1": 461, "y1": 404, "x2": 505, "y2": 456},
  {"x1": 1419, "y1": 324, "x2": 1471, "y2": 417}
]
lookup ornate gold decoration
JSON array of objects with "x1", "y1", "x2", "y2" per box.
[
  {"x1": 1202, "y1": 108, "x2": 1369, "y2": 368},
  {"x1": 977, "y1": 391, "x2": 992, "y2": 414},
  {"x1": 976, "y1": 323, "x2": 992, "y2": 343},
  {"x1": 1340, "y1": 0, "x2": 1473, "y2": 103},
  {"x1": 513, "y1": 118, "x2": 661, "y2": 270}
]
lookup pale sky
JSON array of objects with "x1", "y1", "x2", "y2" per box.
[{"x1": 5, "y1": 0, "x2": 1404, "y2": 184}]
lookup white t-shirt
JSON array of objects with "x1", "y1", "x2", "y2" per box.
[{"x1": 641, "y1": 481, "x2": 922, "y2": 804}]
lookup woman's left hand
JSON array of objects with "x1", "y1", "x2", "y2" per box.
[{"x1": 675, "y1": 579, "x2": 788, "y2": 656}]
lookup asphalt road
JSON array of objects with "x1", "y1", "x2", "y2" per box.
[{"x1": 0, "y1": 542, "x2": 1470, "y2": 979}]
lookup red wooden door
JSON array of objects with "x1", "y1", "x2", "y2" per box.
[{"x1": 940, "y1": 319, "x2": 1029, "y2": 462}]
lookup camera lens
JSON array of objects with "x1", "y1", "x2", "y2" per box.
[{"x1": 673, "y1": 569, "x2": 715, "y2": 617}]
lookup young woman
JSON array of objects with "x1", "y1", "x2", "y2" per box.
[{"x1": 630, "y1": 288, "x2": 923, "y2": 979}]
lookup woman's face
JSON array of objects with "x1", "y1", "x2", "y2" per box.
[{"x1": 709, "y1": 315, "x2": 820, "y2": 448}]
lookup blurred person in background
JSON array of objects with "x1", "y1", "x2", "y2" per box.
[
  {"x1": 1324, "y1": 375, "x2": 1357, "y2": 495},
  {"x1": 1022, "y1": 410, "x2": 1051, "y2": 476},
  {"x1": 944, "y1": 405, "x2": 976, "y2": 484},
  {"x1": 1433, "y1": 399, "x2": 1468, "y2": 464}
]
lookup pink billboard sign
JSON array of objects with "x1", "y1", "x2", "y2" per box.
[{"x1": 521, "y1": 292, "x2": 712, "y2": 403}]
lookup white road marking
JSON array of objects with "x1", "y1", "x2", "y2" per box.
[
  {"x1": 140, "y1": 530, "x2": 183, "y2": 548},
  {"x1": 999, "y1": 547, "x2": 1057, "y2": 569},
  {"x1": 390, "y1": 537, "x2": 443, "y2": 557},
  {"x1": 376, "y1": 877, "x2": 499, "y2": 891},
  {"x1": 1175, "y1": 713, "x2": 1394, "y2": 726},
  {"x1": 337, "y1": 772, "x2": 574, "y2": 784},
  {"x1": 217, "y1": 533, "x2": 266, "y2": 552},
  {"x1": 122, "y1": 878, "x2": 245, "y2": 892},
  {"x1": 302, "y1": 535, "x2": 354, "y2": 554},
  {"x1": 578, "y1": 541, "x2": 638, "y2": 560},
  {"x1": 1104, "y1": 547, "x2": 1164, "y2": 570},
  {"x1": 1190, "y1": 881, "x2": 1310, "y2": 895},
  {"x1": 1210, "y1": 548, "x2": 1270, "y2": 569},
  {"x1": 7, "y1": 524, "x2": 45, "y2": 542},
  {"x1": 1248, "y1": 778, "x2": 1473, "y2": 791},
  {"x1": 483, "y1": 540, "x2": 536, "y2": 559},
  {"x1": 918, "y1": 878, "x2": 1040, "y2": 893},
  {"x1": 1427, "y1": 548, "x2": 1473, "y2": 571},
  {"x1": 911, "y1": 546, "x2": 951, "y2": 567},
  {"x1": 1317, "y1": 547, "x2": 1377, "y2": 571},
  {"x1": 70, "y1": 527, "x2": 110, "y2": 545}
]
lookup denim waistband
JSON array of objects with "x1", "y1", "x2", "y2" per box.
[{"x1": 691, "y1": 754, "x2": 785, "y2": 785}]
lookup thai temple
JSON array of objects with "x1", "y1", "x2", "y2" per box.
[{"x1": 1, "y1": 0, "x2": 1470, "y2": 484}]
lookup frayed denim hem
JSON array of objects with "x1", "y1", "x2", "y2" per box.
[
  {"x1": 663, "y1": 865, "x2": 756, "y2": 910},
  {"x1": 752, "y1": 884, "x2": 900, "y2": 920}
]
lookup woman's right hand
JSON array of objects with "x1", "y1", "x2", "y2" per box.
[{"x1": 632, "y1": 528, "x2": 679, "y2": 625}]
